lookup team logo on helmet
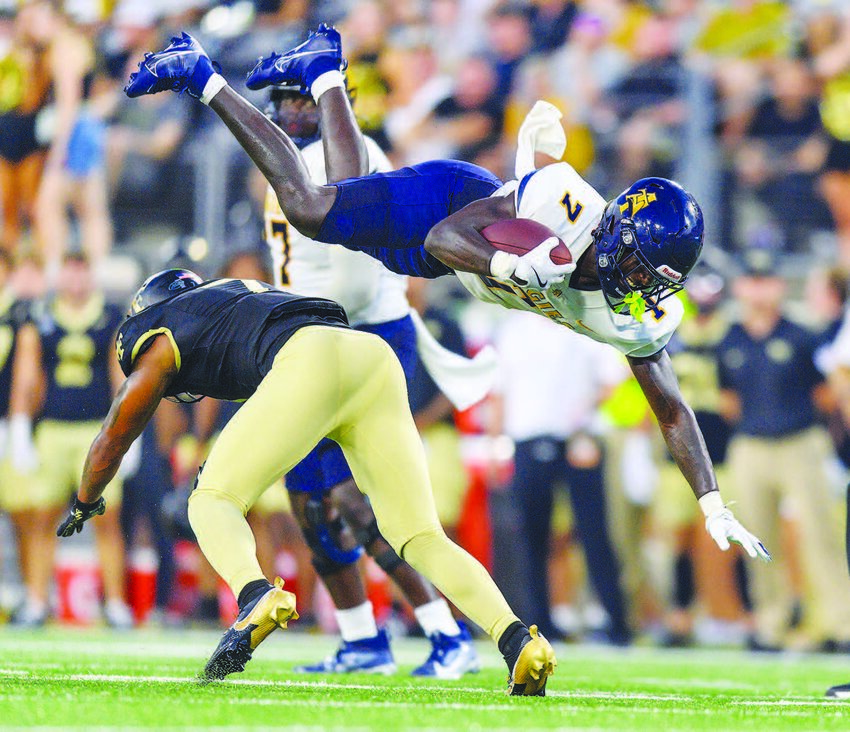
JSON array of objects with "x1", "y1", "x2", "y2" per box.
[{"x1": 619, "y1": 189, "x2": 657, "y2": 216}]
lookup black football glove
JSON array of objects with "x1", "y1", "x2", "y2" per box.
[{"x1": 57, "y1": 496, "x2": 106, "y2": 537}]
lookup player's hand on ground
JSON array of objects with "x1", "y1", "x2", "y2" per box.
[
  {"x1": 57, "y1": 496, "x2": 106, "y2": 537},
  {"x1": 512, "y1": 237, "x2": 576, "y2": 289},
  {"x1": 705, "y1": 507, "x2": 771, "y2": 561}
]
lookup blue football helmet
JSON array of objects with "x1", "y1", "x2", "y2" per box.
[
  {"x1": 129, "y1": 268, "x2": 203, "y2": 316},
  {"x1": 593, "y1": 177, "x2": 704, "y2": 316}
]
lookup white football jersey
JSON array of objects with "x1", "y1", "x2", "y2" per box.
[
  {"x1": 456, "y1": 163, "x2": 683, "y2": 358},
  {"x1": 264, "y1": 136, "x2": 408, "y2": 326}
]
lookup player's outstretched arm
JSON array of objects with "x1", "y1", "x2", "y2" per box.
[
  {"x1": 628, "y1": 350, "x2": 716, "y2": 499},
  {"x1": 628, "y1": 350, "x2": 770, "y2": 561},
  {"x1": 77, "y1": 337, "x2": 176, "y2": 505},
  {"x1": 424, "y1": 194, "x2": 517, "y2": 275}
]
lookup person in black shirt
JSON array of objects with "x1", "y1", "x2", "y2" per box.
[
  {"x1": 717, "y1": 255, "x2": 850, "y2": 650},
  {"x1": 735, "y1": 56, "x2": 829, "y2": 249},
  {"x1": 55, "y1": 270, "x2": 556, "y2": 695}
]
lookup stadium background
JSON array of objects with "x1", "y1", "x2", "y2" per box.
[{"x1": 2, "y1": 0, "x2": 850, "y2": 660}]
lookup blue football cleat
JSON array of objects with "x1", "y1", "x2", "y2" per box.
[
  {"x1": 125, "y1": 32, "x2": 220, "y2": 99},
  {"x1": 246, "y1": 23, "x2": 346, "y2": 93},
  {"x1": 507, "y1": 625, "x2": 557, "y2": 696},
  {"x1": 411, "y1": 622, "x2": 482, "y2": 680},
  {"x1": 294, "y1": 628, "x2": 396, "y2": 675},
  {"x1": 200, "y1": 578, "x2": 297, "y2": 683}
]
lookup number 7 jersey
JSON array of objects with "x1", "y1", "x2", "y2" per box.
[
  {"x1": 456, "y1": 162, "x2": 684, "y2": 358},
  {"x1": 264, "y1": 136, "x2": 409, "y2": 327}
]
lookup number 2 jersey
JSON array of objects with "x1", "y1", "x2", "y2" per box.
[
  {"x1": 37, "y1": 294, "x2": 123, "y2": 421},
  {"x1": 264, "y1": 136, "x2": 409, "y2": 326},
  {"x1": 116, "y1": 279, "x2": 349, "y2": 401},
  {"x1": 456, "y1": 163, "x2": 684, "y2": 358}
]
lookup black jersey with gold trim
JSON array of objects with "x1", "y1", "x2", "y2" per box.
[
  {"x1": 116, "y1": 278, "x2": 349, "y2": 401},
  {"x1": 39, "y1": 294, "x2": 124, "y2": 422}
]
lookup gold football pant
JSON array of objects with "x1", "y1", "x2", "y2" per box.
[{"x1": 188, "y1": 326, "x2": 519, "y2": 642}]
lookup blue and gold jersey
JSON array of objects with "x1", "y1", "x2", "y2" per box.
[
  {"x1": 116, "y1": 278, "x2": 349, "y2": 401},
  {"x1": 0, "y1": 293, "x2": 30, "y2": 417},
  {"x1": 38, "y1": 294, "x2": 123, "y2": 422}
]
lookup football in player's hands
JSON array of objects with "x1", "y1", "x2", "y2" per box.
[{"x1": 481, "y1": 219, "x2": 572, "y2": 265}]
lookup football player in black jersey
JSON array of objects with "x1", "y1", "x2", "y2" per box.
[
  {"x1": 56, "y1": 270, "x2": 557, "y2": 696},
  {"x1": 11, "y1": 253, "x2": 132, "y2": 628}
]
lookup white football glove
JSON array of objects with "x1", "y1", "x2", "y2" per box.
[
  {"x1": 513, "y1": 237, "x2": 576, "y2": 289},
  {"x1": 705, "y1": 507, "x2": 771, "y2": 561},
  {"x1": 490, "y1": 237, "x2": 576, "y2": 290}
]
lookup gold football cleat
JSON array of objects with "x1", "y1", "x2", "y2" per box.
[
  {"x1": 201, "y1": 577, "x2": 298, "y2": 683},
  {"x1": 507, "y1": 625, "x2": 557, "y2": 697}
]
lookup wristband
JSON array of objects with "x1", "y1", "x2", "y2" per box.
[
  {"x1": 200, "y1": 73, "x2": 228, "y2": 105},
  {"x1": 74, "y1": 495, "x2": 102, "y2": 511},
  {"x1": 698, "y1": 491, "x2": 724, "y2": 517},
  {"x1": 311, "y1": 70, "x2": 345, "y2": 102},
  {"x1": 489, "y1": 250, "x2": 519, "y2": 280}
]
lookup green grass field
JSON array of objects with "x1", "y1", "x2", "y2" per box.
[{"x1": 2, "y1": 628, "x2": 850, "y2": 730}]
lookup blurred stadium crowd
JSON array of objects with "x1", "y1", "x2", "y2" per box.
[{"x1": 3, "y1": 0, "x2": 850, "y2": 655}]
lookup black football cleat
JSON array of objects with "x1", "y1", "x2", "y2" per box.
[
  {"x1": 200, "y1": 577, "x2": 297, "y2": 683},
  {"x1": 507, "y1": 625, "x2": 557, "y2": 696}
]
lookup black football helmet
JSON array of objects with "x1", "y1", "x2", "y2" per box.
[{"x1": 128, "y1": 269, "x2": 203, "y2": 317}]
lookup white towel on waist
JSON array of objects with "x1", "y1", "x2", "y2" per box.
[{"x1": 410, "y1": 309, "x2": 498, "y2": 411}]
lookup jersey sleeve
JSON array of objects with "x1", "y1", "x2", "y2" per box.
[
  {"x1": 513, "y1": 163, "x2": 606, "y2": 262},
  {"x1": 115, "y1": 315, "x2": 181, "y2": 377},
  {"x1": 115, "y1": 319, "x2": 139, "y2": 377},
  {"x1": 515, "y1": 163, "x2": 604, "y2": 220}
]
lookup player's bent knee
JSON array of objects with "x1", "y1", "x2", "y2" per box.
[
  {"x1": 397, "y1": 524, "x2": 448, "y2": 565},
  {"x1": 351, "y1": 517, "x2": 382, "y2": 549},
  {"x1": 303, "y1": 523, "x2": 361, "y2": 576},
  {"x1": 188, "y1": 486, "x2": 250, "y2": 523}
]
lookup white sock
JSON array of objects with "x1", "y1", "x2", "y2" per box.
[
  {"x1": 200, "y1": 73, "x2": 228, "y2": 105},
  {"x1": 414, "y1": 598, "x2": 461, "y2": 638},
  {"x1": 335, "y1": 600, "x2": 378, "y2": 642},
  {"x1": 311, "y1": 70, "x2": 345, "y2": 102}
]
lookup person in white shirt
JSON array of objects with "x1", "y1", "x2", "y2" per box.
[{"x1": 492, "y1": 311, "x2": 630, "y2": 644}]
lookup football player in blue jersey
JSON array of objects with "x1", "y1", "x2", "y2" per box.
[
  {"x1": 124, "y1": 29, "x2": 769, "y2": 597},
  {"x1": 56, "y1": 272, "x2": 557, "y2": 695}
]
